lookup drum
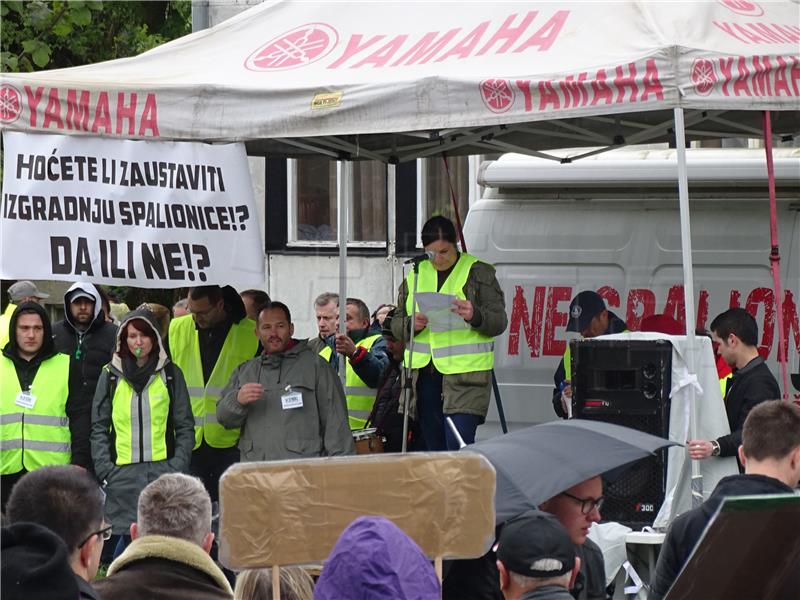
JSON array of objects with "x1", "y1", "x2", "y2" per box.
[{"x1": 352, "y1": 428, "x2": 385, "y2": 455}]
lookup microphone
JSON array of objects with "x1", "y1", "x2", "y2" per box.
[{"x1": 403, "y1": 251, "x2": 435, "y2": 264}]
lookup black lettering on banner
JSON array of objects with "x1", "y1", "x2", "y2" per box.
[{"x1": 140, "y1": 242, "x2": 211, "y2": 282}]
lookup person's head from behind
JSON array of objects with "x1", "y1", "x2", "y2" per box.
[
  {"x1": 740, "y1": 400, "x2": 800, "y2": 487},
  {"x1": 314, "y1": 516, "x2": 440, "y2": 600},
  {"x1": 495, "y1": 510, "x2": 580, "y2": 600},
  {"x1": 188, "y1": 285, "x2": 227, "y2": 330},
  {"x1": 234, "y1": 567, "x2": 314, "y2": 600},
  {"x1": 173, "y1": 297, "x2": 190, "y2": 317},
  {"x1": 381, "y1": 309, "x2": 404, "y2": 362},
  {"x1": 257, "y1": 302, "x2": 294, "y2": 354},
  {"x1": 372, "y1": 303, "x2": 395, "y2": 327},
  {"x1": 137, "y1": 302, "x2": 171, "y2": 339},
  {"x1": 8, "y1": 280, "x2": 49, "y2": 305},
  {"x1": 133, "y1": 473, "x2": 214, "y2": 553},
  {"x1": 314, "y1": 292, "x2": 339, "y2": 337},
  {"x1": 345, "y1": 298, "x2": 370, "y2": 333},
  {"x1": 710, "y1": 307, "x2": 759, "y2": 368},
  {"x1": 5, "y1": 465, "x2": 108, "y2": 582},
  {"x1": 421, "y1": 215, "x2": 459, "y2": 272},
  {"x1": 539, "y1": 475, "x2": 603, "y2": 545},
  {"x1": 241, "y1": 289, "x2": 271, "y2": 322}
]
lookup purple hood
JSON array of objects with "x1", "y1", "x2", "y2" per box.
[{"x1": 314, "y1": 516, "x2": 441, "y2": 600}]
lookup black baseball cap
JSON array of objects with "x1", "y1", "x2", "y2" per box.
[
  {"x1": 496, "y1": 510, "x2": 575, "y2": 578},
  {"x1": 566, "y1": 291, "x2": 606, "y2": 334}
]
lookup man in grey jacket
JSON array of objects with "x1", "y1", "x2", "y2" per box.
[{"x1": 217, "y1": 301, "x2": 354, "y2": 460}]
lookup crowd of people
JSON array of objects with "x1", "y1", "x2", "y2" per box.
[{"x1": 1, "y1": 214, "x2": 797, "y2": 599}]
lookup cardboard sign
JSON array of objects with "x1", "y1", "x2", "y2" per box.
[{"x1": 218, "y1": 452, "x2": 496, "y2": 568}]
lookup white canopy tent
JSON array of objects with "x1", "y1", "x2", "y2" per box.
[{"x1": 2, "y1": 0, "x2": 799, "y2": 506}]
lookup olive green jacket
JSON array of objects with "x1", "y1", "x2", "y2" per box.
[{"x1": 391, "y1": 257, "x2": 507, "y2": 418}]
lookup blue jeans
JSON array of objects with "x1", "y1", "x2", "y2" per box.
[{"x1": 416, "y1": 368, "x2": 483, "y2": 451}]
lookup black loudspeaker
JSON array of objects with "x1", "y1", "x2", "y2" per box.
[{"x1": 570, "y1": 339, "x2": 672, "y2": 530}]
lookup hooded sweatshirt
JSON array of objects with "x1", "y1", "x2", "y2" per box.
[
  {"x1": 53, "y1": 282, "x2": 117, "y2": 471},
  {"x1": 2, "y1": 302, "x2": 59, "y2": 389},
  {"x1": 315, "y1": 516, "x2": 441, "y2": 600}
]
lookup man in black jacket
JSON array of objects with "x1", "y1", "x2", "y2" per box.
[
  {"x1": 687, "y1": 307, "x2": 780, "y2": 469},
  {"x1": 52, "y1": 282, "x2": 117, "y2": 473},
  {"x1": 650, "y1": 400, "x2": 800, "y2": 599},
  {"x1": 552, "y1": 291, "x2": 627, "y2": 418}
]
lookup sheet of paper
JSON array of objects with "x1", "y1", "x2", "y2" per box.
[{"x1": 415, "y1": 292, "x2": 470, "y2": 332}]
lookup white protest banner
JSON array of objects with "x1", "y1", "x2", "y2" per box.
[{"x1": 0, "y1": 131, "x2": 264, "y2": 288}]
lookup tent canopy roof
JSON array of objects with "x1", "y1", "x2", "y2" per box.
[{"x1": 1, "y1": 0, "x2": 798, "y2": 161}]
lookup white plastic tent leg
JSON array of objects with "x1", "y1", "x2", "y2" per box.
[
  {"x1": 674, "y1": 107, "x2": 704, "y2": 508},
  {"x1": 337, "y1": 160, "x2": 352, "y2": 386}
]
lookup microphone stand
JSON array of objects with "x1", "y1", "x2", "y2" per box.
[{"x1": 400, "y1": 258, "x2": 422, "y2": 453}]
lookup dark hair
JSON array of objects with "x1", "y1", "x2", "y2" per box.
[
  {"x1": 6, "y1": 466, "x2": 105, "y2": 553},
  {"x1": 242, "y1": 289, "x2": 271, "y2": 307},
  {"x1": 188, "y1": 285, "x2": 224, "y2": 305},
  {"x1": 118, "y1": 318, "x2": 159, "y2": 360},
  {"x1": 260, "y1": 301, "x2": 292, "y2": 324},
  {"x1": 96, "y1": 286, "x2": 112, "y2": 320},
  {"x1": 709, "y1": 307, "x2": 758, "y2": 347},
  {"x1": 742, "y1": 400, "x2": 800, "y2": 462},
  {"x1": 421, "y1": 215, "x2": 458, "y2": 247},
  {"x1": 346, "y1": 297, "x2": 370, "y2": 323}
]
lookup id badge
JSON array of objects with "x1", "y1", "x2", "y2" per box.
[
  {"x1": 281, "y1": 386, "x2": 303, "y2": 410},
  {"x1": 15, "y1": 390, "x2": 37, "y2": 409}
]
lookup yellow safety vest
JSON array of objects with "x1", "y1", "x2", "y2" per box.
[
  {"x1": 320, "y1": 334, "x2": 381, "y2": 430},
  {"x1": 169, "y1": 315, "x2": 257, "y2": 449},
  {"x1": 403, "y1": 253, "x2": 494, "y2": 375},
  {"x1": 109, "y1": 370, "x2": 171, "y2": 465},
  {"x1": 1, "y1": 353, "x2": 71, "y2": 474},
  {"x1": 0, "y1": 303, "x2": 16, "y2": 349}
]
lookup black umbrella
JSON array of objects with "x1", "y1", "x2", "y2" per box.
[{"x1": 467, "y1": 419, "x2": 679, "y2": 523}]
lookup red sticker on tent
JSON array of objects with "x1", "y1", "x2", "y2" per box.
[
  {"x1": 246, "y1": 23, "x2": 339, "y2": 71},
  {"x1": 717, "y1": 0, "x2": 763, "y2": 17},
  {"x1": 691, "y1": 59, "x2": 717, "y2": 96},
  {"x1": 480, "y1": 79, "x2": 515, "y2": 113},
  {"x1": 0, "y1": 84, "x2": 22, "y2": 124}
]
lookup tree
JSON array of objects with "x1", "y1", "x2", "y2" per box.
[{"x1": 1, "y1": 1, "x2": 191, "y2": 72}]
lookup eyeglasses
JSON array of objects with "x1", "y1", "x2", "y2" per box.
[
  {"x1": 78, "y1": 524, "x2": 113, "y2": 548},
  {"x1": 562, "y1": 491, "x2": 604, "y2": 515}
]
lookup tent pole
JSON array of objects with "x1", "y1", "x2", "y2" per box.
[
  {"x1": 337, "y1": 160, "x2": 352, "y2": 388},
  {"x1": 762, "y1": 111, "x2": 789, "y2": 400},
  {"x1": 674, "y1": 108, "x2": 703, "y2": 508}
]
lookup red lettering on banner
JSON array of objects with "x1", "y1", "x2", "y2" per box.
[
  {"x1": 436, "y1": 22, "x2": 489, "y2": 62},
  {"x1": 538, "y1": 80, "x2": 560, "y2": 110},
  {"x1": 508, "y1": 285, "x2": 546, "y2": 357},
  {"x1": 516, "y1": 79, "x2": 534, "y2": 112},
  {"x1": 790, "y1": 56, "x2": 800, "y2": 95},
  {"x1": 24, "y1": 86, "x2": 44, "y2": 127},
  {"x1": 773, "y1": 56, "x2": 791, "y2": 96},
  {"x1": 615, "y1": 63, "x2": 638, "y2": 103},
  {"x1": 590, "y1": 69, "x2": 613, "y2": 106},
  {"x1": 746, "y1": 287, "x2": 775, "y2": 359},
  {"x1": 712, "y1": 21, "x2": 748, "y2": 44},
  {"x1": 642, "y1": 59, "x2": 665, "y2": 100},
  {"x1": 733, "y1": 23, "x2": 767, "y2": 44},
  {"x1": 597, "y1": 286, "x2": 620, "y2": 309},
  {"x1": 116, "y1": 92, "x2": 137, "y2": 136},
  {"x1": 477, "y1": 12, "x2": 537, "y2": 55},
  {"x1": 543, "y1": 286, "x2": 571, "y2": 356},
  {"x1": 713, "y1": 21, "x2": 800, "y2": 45},
  {"x1": 65, "y1": 90, "x2": 90, "y2": 131},
  {"x1": 729, "y1": 289, "x2": 742, "y2": 308},
  {"x1": 719, "y1": 57, "x2": 734, "y2": 96},
  {"x1": 663, "y1": 285, "x2": 687, "y2": 329},
  {"x1": 626, "y1": 288, "x2": 656, "y2": 331},
  {"x1": 91, "y1": 92, "x2": 111, "y2": 134},
  {"x1": 782, "y1": 290, "x2": 800, "y2": 359},
  {"x1": 696, "y1": 290, "x2": 710, "y2": 331},
  {"x1": 734, "y1": 56, "x2": 753, "y2": 96},
  {"x1": 139, "y1": 93, "x2": 159, "y2": 137},
  {"x1": 352, "y1": 35, "x2": 409, "y2": 68},
  {"x1": 329, "y1": 34, "x2": 385, "y2": 69},
  {"x1": 560, "y1": 73, "x2": 589, "y2": 108},
  {"x1": 747, "y1": 23, "x2": 789, "y2": 43},
  {"x1": 42, "y1": 88, "x2": 63, "y2": 129},
  {"x1": 751, "y1": 56, "x2": 773, "y2": 96},
  {"x1": 771, "y1": 24, "x2": 800, "y2": 43},
  {"x1": 393, "y1": 30, "x2": 460, "y2": 66},
  {"x1": 513, "y1": 10, "x2": 570, "y2": 53}
]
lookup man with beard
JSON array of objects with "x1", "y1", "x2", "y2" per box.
[{"x1": 217, "y1": 302, "x2": 354, "y2": 460}]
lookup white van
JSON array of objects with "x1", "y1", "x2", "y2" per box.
[{"x1": 464, "y1": 147, "x2": 800, "y2": 432}]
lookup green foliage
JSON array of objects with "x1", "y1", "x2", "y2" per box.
[{"x1": 1, "y1": 0, "x2": 191, "y2": 73}]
